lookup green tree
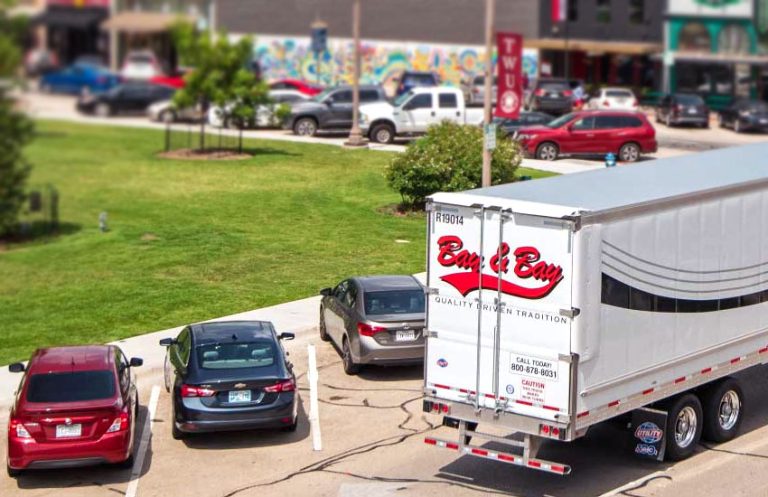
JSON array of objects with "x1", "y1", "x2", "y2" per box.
[
  {"x1": 171, "y1": 22, "x2": 269, "y2": 148},
  {"x1": 386, "y1": 121, "x2": 521, "y2": 208},
  {"x1": 0, "y1": 2, "x2": 33, "y2": 237}
]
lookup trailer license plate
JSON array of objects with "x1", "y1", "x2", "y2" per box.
[
  {"x1": 228, "y1": 390, "x2": 251, "y2": 403},
  {"x1": 396, "y1": 330, "x2": 416, "y2": 341},
  {"x1": 56, "y1": 424, "x2": 82, "y2": 438}
]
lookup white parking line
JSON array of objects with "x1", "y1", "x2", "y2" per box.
[
  {"x1": 308, "y1": 344, "x2": 322, "y2": 451},
  {"x1": 126, "y1": 385, "x2": 161, "y2": 497}
]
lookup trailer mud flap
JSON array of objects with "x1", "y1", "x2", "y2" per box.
[{"x1": 632, "y1": 407, "x2": 667, "y2": 461}]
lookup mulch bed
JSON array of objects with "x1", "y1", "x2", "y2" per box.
[{"x1": 157, "y1": 148, "x2": 253, "y2": 161}]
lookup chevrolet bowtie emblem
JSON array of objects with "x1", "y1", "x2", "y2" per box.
[{"x1": 234, "y1": 383, "x2": 247, "y2": 389}]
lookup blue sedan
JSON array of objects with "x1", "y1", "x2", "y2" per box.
[{"x1": 40, "y1": 63, "x2": 120, "y2": 95}]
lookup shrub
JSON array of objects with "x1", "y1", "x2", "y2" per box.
[{"x1": 385, "y1": 121, "x2": 521, "y2": 208}]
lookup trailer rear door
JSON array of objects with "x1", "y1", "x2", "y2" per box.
[{"x1": 425, "y1": 201, "x2": 575, "y2": 422}]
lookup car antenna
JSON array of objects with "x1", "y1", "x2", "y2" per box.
[
  {"x1": 232, "y1": 333, "x2": 238, "y2": 341},
  {"x1": 71, "y1": 356, "x2": 76, "y2": 372}
]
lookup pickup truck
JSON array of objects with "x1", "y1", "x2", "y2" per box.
[{"x1": 359, "y1": 87, "x2": 484, "y2": 144}]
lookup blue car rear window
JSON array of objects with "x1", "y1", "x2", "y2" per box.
[{"x1": 197, "y1": 341, "x2": 276, "y2": 369}]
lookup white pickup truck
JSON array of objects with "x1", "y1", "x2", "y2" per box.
[{"x1": 359, "y1": 87, "x2": 484, "y2": 144}]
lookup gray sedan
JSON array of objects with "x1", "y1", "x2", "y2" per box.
[{"x1": 319, "y1": 275, "x2": 426, "y2": 375}]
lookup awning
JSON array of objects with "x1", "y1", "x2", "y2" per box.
[
  {"x1": 671, "y1": 50, "x2": 768, "y2": 66},
  {"x1": 101, "y1": 12, "x2": 192, "y2": 34},
  {"x1": 526, "y1": 38, "x2": 662, "y2": 56},
  {"x1": 32, "y1": 7, "x2": 107, "y2": 30}
]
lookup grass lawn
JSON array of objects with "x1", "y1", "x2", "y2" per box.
[{"x1": 0, "y1": 120, "x2": 554, "y2": 364}]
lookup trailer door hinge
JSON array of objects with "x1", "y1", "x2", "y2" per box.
[
  {"x1": 428, "y1": 330, "x2": 439, "y2": 338},
  {"x1": 426, "y1": 287, "x2": 439, "y2": 296},
  {"x1": 559, "y1": 307, "x2": 580, "y2": 319}
]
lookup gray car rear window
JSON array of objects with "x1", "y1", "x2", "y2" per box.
[
  {"x1": 197, "y1": 341, "x2": 276, "y2": 369},
  {"x1": 364, "y1": 290, "x2": 425, "y2": 316}
]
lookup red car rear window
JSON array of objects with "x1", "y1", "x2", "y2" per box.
[{"x1": 27, "y1": 371, "x2": 115, "y2": 403}]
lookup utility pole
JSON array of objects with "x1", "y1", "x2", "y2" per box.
[
  {"x1": 481, "y1": 0, "x2": 495, "y2": 187},
  {"x1": 345, "y1": 0, "x2": 366, "y2": 148}
]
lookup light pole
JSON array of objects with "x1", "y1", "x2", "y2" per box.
[
  {"x1": 481, "y1": 0, "x2": 495, "y2": 187},
  {"x1": 345, "y1": 0, "x2": 366, "y2": 148}
]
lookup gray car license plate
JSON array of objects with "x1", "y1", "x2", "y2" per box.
[
  {"x1": 56, "y1": 423, "x2": 82, "y2": 438},
  {"x1": 228, "y1": 390, "x2": 251, "y2": 403}
]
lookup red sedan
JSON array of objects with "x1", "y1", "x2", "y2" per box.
[
  {"x1": 6, "y1": 345, "x2": 143, "y2": 476},
  {"x1": 269, "y1": 78, "x2": 323, "y2": 96},
  {"x1": 516, "y1": 110, "x2": 657, "y2": 162}
]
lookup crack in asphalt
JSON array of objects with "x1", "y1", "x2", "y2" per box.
[
  {"x1": 220, "y1": 394, "x2": 438, "y2": 497},
  {"x1": 616, "y1": 474, "x2": 673, "y2": 496},
  {"x1": 700, "y1": 442, "x2": 768, "y2": 460}
]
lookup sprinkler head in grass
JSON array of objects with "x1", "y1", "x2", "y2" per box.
[{"x1": 99, "y1": 211, "x2": 108, "y2": 232}]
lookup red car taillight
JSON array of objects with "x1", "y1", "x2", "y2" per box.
[
  {"x1": 264, "y1": 379, "x2": 296, "y2": 393},
  {"x1": 181, "y1": 384, "x2": 216, "y2": 397},
  {"x1": 675, "y1": 104, "x2": 684, "y2": 113},
  {"x1": 534, "y1": 88, "x2": 546, "y2": 96},
  {"x1": 9, "y1": 418, "x2": 32, "y2": 439},
  {"x1": 106, "y1": 410, "x2": 129, "y2": 433},
  {"x1": 358, "y1": 322, "x2": 387, "y2": 337},
  {"x1": 563, "y1": 89, "x2": 573, "y2": 97},
  {"x1": 602, "y1": 100, "x2": 610, "y2": 107}
]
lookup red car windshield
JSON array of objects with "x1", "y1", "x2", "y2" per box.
[{"x1": 27, "y1": 370, "x2": 116, "y2": 403}]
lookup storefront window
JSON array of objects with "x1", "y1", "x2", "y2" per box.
[
  {"x1": 596, "y1": 0, "x2": 611, "y2": 23},
  {"x1": 678, "y1": 22, "x2": 711, "y2": 52},
  {"x1": 718, "y1": 24, "x2": 750, "y2": 54},
  {"x1": 676, "y1": 63, "x2": 733, "y2": 96},
  {"x1": 568, "y1": 0, "x2": 578, "y2": 21}
]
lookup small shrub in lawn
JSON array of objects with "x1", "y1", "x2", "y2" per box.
[{"x1": 385, "y1": 121, "x2": 521, "y2": 208}]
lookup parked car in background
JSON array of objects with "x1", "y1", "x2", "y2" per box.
[
  {"x1": 121, "y1": 50, "x2": 163, "y2": 80},
  {"x1": 717, "y1": 99, "x2": 768, "y2": 133},
  {"x1": 269, "y1": 79, "x2": 323, "y2": 96},
  {"x1": 147, "y1": 99, "x2": 203, "y2": 123},
  {"x1": 492, "y1": 111, "x2": 554, "y2": 137},
  {"x1": 77, "y1": 82, "x2": 176, "y2": 117},
  {"x1": 360, "y1": 86, "x2": 484, "y2": 143},
  {"x1": 286, "y1": 85, "x2": 388, "y2": 136},
  {"x1": 525, "y1": 78, "x2": 573, "y2": 115},
  {"x1": 319, "y1": 275, "x2": 426, "y2": 375},
  {"x1": 587, "y1": 87, "x2": 639, "y2": 110},
  {"x1": 394, "y1": 70, "x2": 440, "y2": 97},
  {"x1": 39, "y1": 63, "x2": 119, "y2": 95},
  {"x1": 655, "y1": 93, "x2": 709, "y2": 128},
  {"x1": 516, "y1": 110, "x2": 657, "y2": 162},
  {"x1": 208, "y1": 89, "x2": 310, "y2": 128},
  {"x1": 462, "y1": 73, "x2": 497, "y2": 105},
  {"x1": 7, "y1": 345, "x2": 142, "y2": 476},
  {"x1": 159, "y1": 321, "x2": 298, "y2": 438},
  {"x1": 150, "y1": 70, "x2": 188, "y2": 89},
  {"x1": 25, "y1": 47, "x2": 59, "y2": 77}
]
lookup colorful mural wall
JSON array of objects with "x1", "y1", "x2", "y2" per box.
[{"x1": 249, "y1": 35, "x2": 539, "y2": 89}]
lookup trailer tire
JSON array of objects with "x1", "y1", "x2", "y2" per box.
[
  {"x1": 701, "y1": 377, "x2": 743, "y2": 443},
  {"x1": 664, "y1": 393, "x2": 703, "y2": 461}
]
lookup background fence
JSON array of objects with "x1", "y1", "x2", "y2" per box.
[{"x1": 163, "y1": 123, "x2": 245, "y2": 154}]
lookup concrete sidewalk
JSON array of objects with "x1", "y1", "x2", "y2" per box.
[{"x1": 0, "y1": 295, "x2": 322, "y2": 411}]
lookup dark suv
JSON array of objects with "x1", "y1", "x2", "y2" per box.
[
  {"x1": 656, "y1": 93, "x2": 709, "y2": 128},
  {"x1": 526, "y1": 78, "x2": 573, "y2": 115},
  {"x1": 287, "y1": 85, "x2": 388, "y2": 136},
  {"x1": 394, "y1": 71, "x2": 439, "y2": 97}
]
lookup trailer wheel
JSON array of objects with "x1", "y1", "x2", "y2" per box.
[
  {"x1": 664, "y1": 393, "x2": 703, "y2": 461},
  {"x1": 701, "y1": 377, "x2": 743, "y2": 443}
]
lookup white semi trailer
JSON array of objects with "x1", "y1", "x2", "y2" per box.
[{"x1": 422, "y1": 144, "x2": 768, "y2": 475}]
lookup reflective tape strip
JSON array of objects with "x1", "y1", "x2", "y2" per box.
[
  {"x1": 424, "y1": 437, "x2": 571, "y2": 475},
  {"x1": 428, "y1": 383, "x2": 560, "y2": 412}
]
